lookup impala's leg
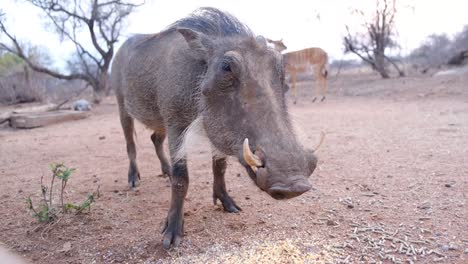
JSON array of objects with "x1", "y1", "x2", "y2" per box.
[
  {"x1": 212, "y1": 156, "x2": 241, "y2": 213},
  {"x1": 150, "y1": 130, "x2": 171, "y2": 177},
  {"x1": 162, "y1": 126, "x2": 188, "y2": 248},
  {"x1": 117, "y1": 95, "x2": 140, "y2": 188},
  {"x1": 291, "y1": 71, "x2": 298, "y2": 104},
  {"x1": 321, "y1": 66, "x2": 328, "y2": 102},
  {"x1": 312, "y1": 66, "x2": 320, "y2": 103}
]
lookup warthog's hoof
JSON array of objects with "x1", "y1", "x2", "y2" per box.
[
  {"x1": 312, "y1": 97, "x2": 317, "y2": 103},
  {"x1": 128, "y1": 179, "x2": 140, "y2": 188},
  {"x1": 128, "y1": 165, "x2": 141, "y2": 188},
  {"x1": 321, "y1": 96, "x2": 326, "y2": 102},
  {"x1": 222, "y1": 200, "x2": 241, "y2": 213},
  {"x1": 213, "y1": 193, "x2": 241, "y2": 213},
  {"x1": 162, "y1": 215, "x2": 184, "y2": 249},
  {"x1": 161, "y1": 165, "x2": 172, "y2": 177}
]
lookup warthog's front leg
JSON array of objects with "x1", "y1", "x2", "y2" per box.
[
  {"x1": 212, "y1": 157, "x2": 241, "y2": 213},
  {"x1": 162, "y1": 158, "x2": 188, "y2": 248},
  {"x1": 162, "y1": 127, "x2": 188, "y2": 248}
]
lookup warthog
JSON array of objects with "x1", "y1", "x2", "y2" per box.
[{"x1": 111, "y1": 7, "x2": 318, "y2": 248}]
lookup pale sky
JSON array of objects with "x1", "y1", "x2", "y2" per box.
[{"x1": 1, "y1": 0, "x2": 468, "y2": 68}]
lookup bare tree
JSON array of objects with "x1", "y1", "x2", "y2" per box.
[
  {"x1": 343, "y1": 0, "x2": 405, "y2": 78},
  {"x1": 452, "y1": 25, "x2": 468, "y2": 53},
  {"x1": 410, "y1": 34, "x2": 452, "y2": 68},
  {"x1": 0, "y1": 0, "x2": 142, "y2": 102},
  {"x1": 448, "y1": 25, "x2": 468, "y2": 65}
]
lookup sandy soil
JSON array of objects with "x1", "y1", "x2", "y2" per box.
[{"x1": 0, "y1": 72, "x2": 467, "y2": 263}]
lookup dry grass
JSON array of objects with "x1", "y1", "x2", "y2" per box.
[{"x1": 164, "y1": 239, "x2": 340, "y2": 264}]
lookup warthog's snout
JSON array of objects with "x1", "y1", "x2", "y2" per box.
[
  {"x1": 243, "y1": 139, "x2": 315, "y2": 199},
  {"x1": 268, "y1": 176, "x2": 312, "y2": 200}
]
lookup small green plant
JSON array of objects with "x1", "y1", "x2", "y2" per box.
[
  {"x1": 64, "y1": 193, "x2": 95, "y2": 213},
  {"x1": 27, "y1": 163, "x2": 97, "y2": 223},
  {"x1": 26, "y1": 198, "x2": 51, "y2": 223}
]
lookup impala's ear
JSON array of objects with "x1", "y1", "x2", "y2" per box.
[{"x1": 177, "y1": 27, "x2": 213, "y2": 60}]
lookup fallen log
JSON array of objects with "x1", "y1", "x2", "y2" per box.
[
  {"x1": 0, "y1": 112, "x2": 11, "y2": 124},
  {"x1": 12, "y1": 103, "x2": 57, "y2": 114},
  {"x1": 10, "y1": 110, "x2": 90, "y2": 129}
]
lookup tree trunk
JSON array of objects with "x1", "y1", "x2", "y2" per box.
[
  {"x1": 378, "y1": 69, "x2": 390, "y2": 78},
  {"x1": 375, "y1": 50, "x2": 389, "y2": 78},
  {"x1": 104, "y1": 73, "x2": 112, "y2": 96},
  {"x1": 91, "y1": 71, "x2": 109, "y2": 104},
  {"x1": 23, "y1": 66, "x2": 31, "y2": 89},
  {"x1": 92, "y1": 91, "x2": 102, "y2": 104},
  {"x1": 92, "y1": 83, "x2": 104, "y2": 104}
]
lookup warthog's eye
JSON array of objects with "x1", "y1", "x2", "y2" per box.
[
  {"x1": 219, "y1": 54, "x2": 242, "y2": 75},
  {"x1": 221, "y1": 61, "x2": 232, "y2": 72},
  {"x1": 215, "y1": 57, "x2": 240, "y2": 91}
]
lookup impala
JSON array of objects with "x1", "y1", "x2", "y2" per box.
[{"x1": 267, "y1": 39, "x2": 328, "y2": 103}]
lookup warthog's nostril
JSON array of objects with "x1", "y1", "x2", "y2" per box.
[
  {"x1": 268, "y1": 180, "x2": 312, "y2": 200},
  {"x1": 270, "y1": 191, "x2": 287, "y2": 200},
  {"x1": 292, "y1": 181, "x2": 312, "y2": 194}
]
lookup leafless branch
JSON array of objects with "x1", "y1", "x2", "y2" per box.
[
  {"x1": 343, "y1": 0, "x2": 403, "y2": 78},
  {"x1": 384, "y1": 55, "x2": 405, "y2": 76},
  {"x1": 0, "y1": 1, "x2": 142, "y2": 102},
  {"x1": 0, "y1": 18, "x2": 90, "y2": 81}
]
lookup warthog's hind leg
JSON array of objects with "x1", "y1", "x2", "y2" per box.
[
  {"x1": 212, "y1": 157, "x2": 241, "y2": 213},
  {"x1": 150, "y1": 132, "x2": 171, "y2": 177},
  {"x1": 118, "y1": 99, "x2": 140, "y2": 188}
]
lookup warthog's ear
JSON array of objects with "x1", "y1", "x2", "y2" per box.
[
  {"x1": 256, "y1": 35, "x2": 268, "y2": 48},
  {"x1": 177, "y1": 28, "x2": 212, "y2": 60}
]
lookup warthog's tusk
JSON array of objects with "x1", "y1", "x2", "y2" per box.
[
  {"x1": 313, "y1": 131, "x2": 326, "y2": 152},
  {"x1": 243, "y1": 138, "x2": 263, "y2": 171}
]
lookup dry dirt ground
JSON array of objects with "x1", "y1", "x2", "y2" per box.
[{"x1": 0, "y1": 72, "x2": 467, "y2": 263}]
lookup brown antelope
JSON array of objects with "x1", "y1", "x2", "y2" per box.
[{"x1": 267, "y1": 39, "x2": 328, "y2": 104}]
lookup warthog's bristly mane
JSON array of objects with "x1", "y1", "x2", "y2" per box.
[
  {"x1": 168, "y1": 7, "x2": 254, "y2": 37},
  {"x1": 174, "y1": 116, "x2": 226, "y2": 163}
]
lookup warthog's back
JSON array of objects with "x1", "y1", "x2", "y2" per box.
[{"x1": 111, "y1": 29, "x2": 202, "y2": 129}]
